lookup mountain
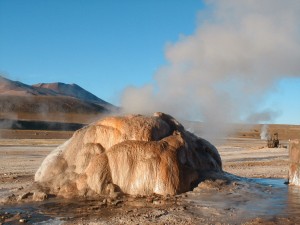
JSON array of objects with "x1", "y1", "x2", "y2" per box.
[
  {"x1": 0, "y1": 76, "x2": 118, "y2": 126},
  {"x1": 0, "y1": 76, "x2": 58, "y2": 96},
  {"x1": 33, "y1": 82, "x2": 114, "y2": 108}
]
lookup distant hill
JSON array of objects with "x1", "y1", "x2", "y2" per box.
[
  {"x1": 33, "y1": 82, "x2": 114, "y2": 109},
  {"x1": 0, "y1": 76, "x2": 58, "y2": 96},
  {"x1": 0, "y1": 76, "x2": 118, "y2": 128}
]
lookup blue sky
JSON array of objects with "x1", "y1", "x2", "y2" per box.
[
  {"x1": 0, "y1": 0, "x2": 299, "y2": 125},
  {"x1": 0, "y1": 1, "x2": 203, "y2": 100}
]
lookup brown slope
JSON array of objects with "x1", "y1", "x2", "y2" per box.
[
  {"x1": 0, "y1": 76, "x2": 115, "y2": 125},
  {"x1": 0, "y1": 95, "x2": 109, "y2": 123},
  {"x1": 0, "y1": 76, "x2": 58, "y2": 96},
  {"x1": 33, "y1": 82, "x2": 115, "y2": 109}
]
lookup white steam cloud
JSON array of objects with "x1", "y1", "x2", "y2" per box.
[
  {"x1": 121, "y1": 0, "x2": 300, "y2": 140},
  {"x1": 260, "y1": 124, "x2": 269, "y2": 140}
]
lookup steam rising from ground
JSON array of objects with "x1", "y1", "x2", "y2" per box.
[
  {"x1": 260, "y1": 124, "x2": 269, "y2": 140},
  {"x1": 121, "y1": 0, "x2": 300, "y2": 141}
]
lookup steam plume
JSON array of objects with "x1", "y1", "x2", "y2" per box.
[
  {"x1": 260, "y1": 124, "x2": 269, "y2": 140},
  {"x1": 121, "y1": 0, "x2": 300, "y2": 140}
]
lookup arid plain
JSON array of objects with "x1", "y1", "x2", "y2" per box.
[{"x1": 1, "y1": 123, "x2": 300, "y2": 225}]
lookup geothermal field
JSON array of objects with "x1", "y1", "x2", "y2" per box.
[
  {"x1": 0, "y1": 114, "x2": 300, "y2": 225},
  {"x1": 2, "y1": 0, "x2": 300, "y2": 224},
  {"x1": 1, "y1": 77, "x2": 300, "y2": 224}
]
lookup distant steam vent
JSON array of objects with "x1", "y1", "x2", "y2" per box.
[{"x1": 260, "y1": 124, "x2": 269, "y2": 140}]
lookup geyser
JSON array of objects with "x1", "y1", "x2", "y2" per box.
[{"x1": 35, "y1": 112, "x2": 222, "y2": 197}]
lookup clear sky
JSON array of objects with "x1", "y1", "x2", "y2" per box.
[
  {"x1": 0, "y1": 0, "x2": 203, "y2": 100},
  {"x1": 0, "y1": 0, "x2": 300, "y2": 125}
]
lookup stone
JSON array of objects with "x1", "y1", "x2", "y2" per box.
[
  {"x1": 32, "y1": 191, "x2": 48, "y2": 201},
  {"x1": 109, "y1": 191, "x2": 121, "y2": 199},
  {"x1": 17, "y1": 192, "x2": 32, "y2": 201},
  {"x1": 35, "y1": 112, "x2": 222, "y2": 197}
]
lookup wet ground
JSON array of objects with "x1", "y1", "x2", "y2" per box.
[
  {"x1": 186, "y1": 178, "x2": 300, "y2": 224},
  {"x1": 1, "y1": 178, "x2": 300, "y2": 224}
]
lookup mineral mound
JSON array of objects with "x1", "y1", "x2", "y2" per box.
[{"x1": 35, "y1": 112, "x2": 222, "y2": 197}]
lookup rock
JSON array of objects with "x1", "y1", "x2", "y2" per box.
[
  {"x1": 109, "y1": 191, "x2": 121, "y2": 199},
  {"x1": 146, "y1": 196, "x2": 154, "y2": 203},
  {"x1": 153, "y1": 199, "x2": 166, "y2": 205},
  {"x1": 35, "y1": 112, "x2": 222, "y2": 197},
  {"x1": 19, "y1": 218, "x2": 27, "y2": 223},
  {"x1": 32, "y1": 191, "x2": 48, "y2": 201},
  {"x1": 99, "y1": 201, "x2": 107, "y2": 207},
  {"x1": 17, "y1": 192, "x2": 32, "y2": 201},
  {"x1": 111, "y1": 200, "x2": 123, "y2": 206},
  {"x1": 125, "y1": 200, "x2": 148, "y2": 207}
]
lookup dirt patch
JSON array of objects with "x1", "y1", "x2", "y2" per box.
[
  {"x1": 217, "y1": 138, "x2": 289, "y2": 179},
  {"x1": 0, "y1": 129, "x2": 73, "y2": 139}
]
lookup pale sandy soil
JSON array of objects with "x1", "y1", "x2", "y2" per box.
[
  {"x1": 217, "y1": 138, "x2": 290, "y2": 179},
  {"x1": 0, "y1": 139, "x2": 65, "y2": 198},
  {"x1": 0, "y1": 137, "x2": 298, "y2": 224}
]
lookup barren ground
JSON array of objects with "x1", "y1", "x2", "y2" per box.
[{"x1": 0, "y1": 130, "x2": 299, "y2": 224}]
